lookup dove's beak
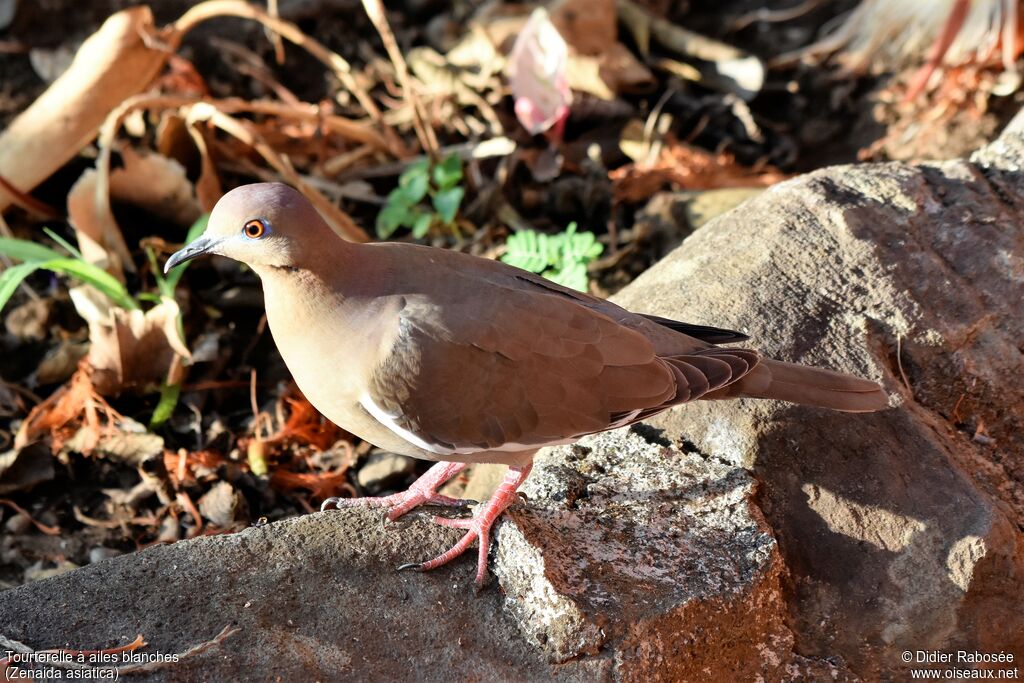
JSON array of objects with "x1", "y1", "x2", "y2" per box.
[{"x1": 164, "y1": 236, "x2": 218, "y2": 273}]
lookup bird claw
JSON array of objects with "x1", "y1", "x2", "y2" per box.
[
  {"x1": 323, "y1": 462, "x2": 532, "y2": 590},
  {"x1": 320, "y1": 496, "x2": 342, "y2": 512}
]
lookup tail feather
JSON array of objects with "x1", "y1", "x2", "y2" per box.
[{"x1": 707, "y1": 358, "x2": 888, "y2": 413}]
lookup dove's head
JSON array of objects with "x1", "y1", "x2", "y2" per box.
[{"x1": 164, "y1": 183, "x2": 337, "y2": 274}]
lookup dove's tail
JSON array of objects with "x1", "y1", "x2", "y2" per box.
[{"x1": 708, "y1": 358, "x2": 889, "y2": 413}]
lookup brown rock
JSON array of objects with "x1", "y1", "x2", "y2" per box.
[
  {"x1": 494, "y1": 429, "x2": 794, "y2": 680},
  {"x1": 612, "y1": 113, "x2": 1024, "y2": 677}
]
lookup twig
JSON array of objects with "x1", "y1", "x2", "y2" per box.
[
  {"x1": 895, "y1": 334, "x2": 913, "y2": 398},
  {"x1": 0, "y1": 625, "x2": 240, "y2": 676},
  {"x1": 209, "y1": 37, "x2": 300, "y2": 104},
  {"x1": 732, "y1": 0, "x2": 826, "y2": 32},
  {"x1": 192, "y1": 104, "x2": 369, "y2": 242},
  {"x1": 172, "y1": 0, "x2": 382, "y2": 124},
  {"x1": 266, "y1": 0, "x2": 285, "y2": 64},
  {"x1": 0, "y1": 499, "x2": 60, "y2": 535},
  {"x1": 340, "y1": 136, "x2": 514, "y2": 181},
  {"x1": 360, "y1": 0, "x2": 439, "y2": 159}
]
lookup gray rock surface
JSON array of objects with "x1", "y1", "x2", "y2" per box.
[
  {"x1": 613, "y1": 114, "x2": 1024, "y2": 677},
  {"x1": 0, "y1": 509, "x2": 585, "y2": 681},
  {"x1": 3, "y1": 111, "x2": 1024, "y2": 682},
  {"x1": 493, "y1": 429, "x2": 792, "y2": 680}
]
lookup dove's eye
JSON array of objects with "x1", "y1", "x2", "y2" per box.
[{"x1": 243, "y1": 219, "x2": 270, "y2": 239}]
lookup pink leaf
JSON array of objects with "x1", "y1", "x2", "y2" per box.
[{"x1": 507, "y1": 8, "x2": 572, "y2": 136}]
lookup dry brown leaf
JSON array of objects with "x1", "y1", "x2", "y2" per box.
[
  {"x1": 0, "y1": 7, "x2": 168, "y2": 213},
  {"x1": 610, "y1": 135, "x2": 789, "y2": 203},
  {"x1": 184, "y1": 122, "x2": 224, "y2": 213},
  {"x1": 67, "y1": 149, "x2": 201, "y2": 277},
  {"x1": 64, "y1": 421, "x2": 164, "y2": 465},
  {"x1": 67, "y1": 169, "x2": 122, "y2": 273},
  {"x1": 69, "y1": 286, "x2": 190, "y2": 396},
  {"x1": 550, "y1": 0, "x2": 617, "y2": 56},
  {"x1": 111, "y1": 148, "x2": 201, "y2": 227},
  {"x1": 15, "y1": 362, "x2": 121, "y2": 453}
]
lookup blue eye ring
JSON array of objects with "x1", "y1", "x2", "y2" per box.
[{"x1": 243, "y1": 218, "x2": 270, "y2": 239}]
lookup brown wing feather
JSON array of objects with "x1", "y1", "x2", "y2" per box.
[{"x1": 365, "y1": 281, "x2": 761, "y2": 453}]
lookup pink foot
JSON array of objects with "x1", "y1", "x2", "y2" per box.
[
  {"x1": 398, "y1": 462, "x2": 533, "y2": 587},
  {"x1": 320, "y1": 461, "x2": 471, "y2": 522}
]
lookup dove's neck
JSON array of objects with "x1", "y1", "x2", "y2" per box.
[{"x1": 256, "y1": 242, "x2": 396, "y2": 371}]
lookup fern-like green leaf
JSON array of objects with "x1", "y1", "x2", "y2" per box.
[
  {"x1": 502, "y1": 230, "x2": 550, "y2": 273},
  {"x1": 501, "y1": 222, "x2": 603, "y2": 292}
]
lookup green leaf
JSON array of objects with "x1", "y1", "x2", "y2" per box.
[
  {"x1": 547, "y1": 261, "x2": 589, "y2": 292},
  {"x1": 0, "y1": 235, "x2": 138, "y2": 310},
  {"x1": 431, "y1": 187, "x2": 464, "y2": 225},
  {"x1": 398, "y1": 160, "x2": 430, "y2": 203},
  {"x1": 42, "y1": 227, "x2": 84, "y2": 259},
  {"x1": 376, "y1": 203, "x2": 412, "y2": 239},
  {"x1": 500, "y1": 223, "x2": 601, "y2": 292},
  {"x1": 0, "y1": 262, "x2": 42, "y2": 312},
  {"x1": 390, "y1": 182, "x2": 426, "y2": 207},
  {"x1": 411, "y1": 211, "x2": 433, "y2": 238},
  {"x1": 0, "y1": 237, "x2": 65, "y2": 263},
  {"x1": 501, "y1": 230, "x2": 550, "y2": 273},
  {"x1": 564, "y1": 231, "x2": 602, "y2": 261},
  {"x1": 147, "y1": 247, "x2": 174, "y2": 300},
  {"x1": 432, "y1": 153, "x2": 463, "y2": 190},
  {"x1": 45, "y1": 258, "x2": 138, "y2": 310},
  {"x1": 150, "y1": 381, "x2": 181, "y2": 430}
]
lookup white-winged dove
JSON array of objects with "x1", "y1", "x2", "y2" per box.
[{"x1": 166, "y1": 183, "x2": 887, "y2": 586}]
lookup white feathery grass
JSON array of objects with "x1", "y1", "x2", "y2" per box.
[{"x1": 797, "y1": 0, "x2": 1019, "y2": 74}]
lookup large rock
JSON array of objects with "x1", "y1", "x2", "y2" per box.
[
  {"x1": 0, "y1": 429, "x2": 798, "y2": 680},
  {"x1": 0, "y1": 509, "x2": 575, "y2": 681},
  {"x1": 612, "y1": 115, "x2": 1024, "y2": 677},
  {"x1": 493, "y1": 429, "x2": 793, "y2": 680}
]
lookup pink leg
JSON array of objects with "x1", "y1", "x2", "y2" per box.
[
  {"x1": 321, "y1": 461, "x2": 472, "y2": 522},
  {"x1": 398, "y1": 462, "x2": 533, "y2": 587}
]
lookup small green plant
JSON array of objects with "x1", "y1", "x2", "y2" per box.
[
  {"x1": 0, "y1": 216, "x2": 208, "y2": 428},
  {"x1": 376, "y1": 153, "x2": 465, "y2": 239},
  {"x1": 0, "y1": 231, "x2": 138, "y2": 312},
  {"x1": 501, "y1": 222, "x2": 604, "y2": 292}
]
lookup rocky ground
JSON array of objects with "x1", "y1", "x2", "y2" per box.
[{"x1": 3, "y1": 105, "x2": 1022, "y2": 682}]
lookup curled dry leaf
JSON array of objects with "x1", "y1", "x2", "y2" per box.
[
  {"x1": 197, "y1": 480, "x2": 247, "y2": 528},
  {"x1": 507, "y1": 8, "x2": 572, "y2": 137},
  {"x1": 0, "y1": 7, "x2": 168, "y2": 212},
  {"x1": 111, "y1": 147, "x2": 202, "y2": 227},
  {"x1": 15, "y1": 362, "x2": 122, "y2": 453},
  {"x1": 67, "y1": 149, "x2": 201, "y2": 278},
  {"x1": 69, "y1": 286, "x2": 191, "y2": 396},
  {"x1": 609, "y1": 133, "x2": 788, "y2": 203},
  {"x1": 64, "y1": 419, "x2": 164, "y2": 466}
]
